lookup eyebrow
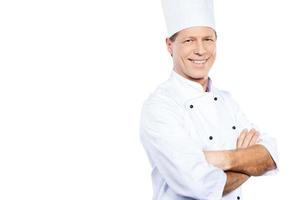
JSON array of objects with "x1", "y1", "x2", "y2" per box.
[
  {"x1": 182, "y1": 35, "x2": 215, "y2": 40},
  {"x1": 202, "y1": 35, "x2": 215, "y2": 39}
]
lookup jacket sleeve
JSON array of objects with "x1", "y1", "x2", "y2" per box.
[
  {"x1": 227, "y1": 93, "x2": 279, "y2": 175},
  {"x1": 140, "y1": 96, "x2": 227, "y2": 200}
]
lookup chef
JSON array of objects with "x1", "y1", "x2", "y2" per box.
[{"x1": 140, "y1": 0, "x2": 279, "y2": 199}]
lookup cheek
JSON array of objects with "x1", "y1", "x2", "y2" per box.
[
  {"x1": 180, "y1": 47, "x2": 193, "y2": 60},
  {"x1": 210, "y1": 50, "x2": 216, "y2": 59},
  {"x1": 208, "y1": 45, "x2": 216, "y2": 55},
  {"x1": 208, "y1": 54, "x2": 216, "y2": 65},
  {"x1": 174, "y1": 47, "x2": 189, "y2": 61},
  {"x1": 207, "y1": 46, "x2": 216, "y2": 60}
]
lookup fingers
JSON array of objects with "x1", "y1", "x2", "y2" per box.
[
  {"x1": 237, "y1": 128, "x2": 260, "y2": 149},
  {"x1": 241, "y1": 128, "x2": 256, "y2": 147},
  {"x1": 249, "y1": 131, "x2": 260, "y2": 146},
  {"x1": 236, "y1": 129, "x2": 248, "y2": 148}
]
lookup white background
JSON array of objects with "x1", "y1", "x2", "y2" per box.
[{"x1": 0, "y1": 0, "x2": 298, "y2": 199}]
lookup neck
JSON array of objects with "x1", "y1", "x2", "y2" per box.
[
  {"x1": 192, "y1": 77, "x2": 209, "y2": 91},
  {"x1": 173, "y1": 68, "x2": 209, "y2": 91}
]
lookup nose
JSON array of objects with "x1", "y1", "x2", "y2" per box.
[{"x1": 193, "y1": 41, "x2": 206, "y2": 55}]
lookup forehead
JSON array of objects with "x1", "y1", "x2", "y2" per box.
[{"x1": 177, "y1": 26, "x2": 216, "y2": 38}]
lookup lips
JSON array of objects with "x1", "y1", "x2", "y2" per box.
[{"x1": 188, "y1": 58, "x2": 208, "y2": 65}]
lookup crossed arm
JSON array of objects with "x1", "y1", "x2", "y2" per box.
[{"x1": 204, "y1": 129, "x2": 277, "y2": 195}]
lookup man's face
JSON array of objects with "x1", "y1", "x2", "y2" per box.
[{"x1": 166, "y1": 26, "x2": 216, "y2": 83}]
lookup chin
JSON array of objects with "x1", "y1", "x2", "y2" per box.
[
  {"x1": 186, "y1": 73, "x2": 207, "y2": 81},
  {"x1": 187, "y1": 69, "x2": 208, "y2": 79}
]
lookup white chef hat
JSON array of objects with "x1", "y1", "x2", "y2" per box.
[{"x1": 161, "y1": 0, "x2": 216, "y2": 37}]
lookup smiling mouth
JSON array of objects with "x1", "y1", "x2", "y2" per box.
[{"x1": 188, "y1": 58, "x2": 208, "y2": 65}]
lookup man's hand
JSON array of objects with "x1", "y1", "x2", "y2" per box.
[{"x1": 236, "y1": 128, "x2": 260, "y2": 149}]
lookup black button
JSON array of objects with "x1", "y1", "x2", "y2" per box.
[
  {"x1": 190, "y1": 105, "x2": 193, "y2": 109},
  {"x1": 209, "y1": 136, "x2": 213, "y2": 140},
  {"x1": 237, "y1": 196, "x2": 240, "y2": 200},
  {"x1": 232, "y1": 126, "x2": 236, "y2": 130},
  {"x1": 214, "y1": 97, "x2": 218, "y2": 101}
]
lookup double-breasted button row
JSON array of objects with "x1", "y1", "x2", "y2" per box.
[
  {"x1": 189, "y1": 97, "x2": 218, "y2": 109},
  {"x1": 209, "y1": 126, "x2": 236, "y2": 140}
]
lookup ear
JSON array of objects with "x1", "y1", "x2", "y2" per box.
[{"x1": 165, "y1": 38, "x2": 173, "y2": 56}]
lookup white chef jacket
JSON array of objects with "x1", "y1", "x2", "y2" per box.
[{"x1": 140, "y1": 70, "x2": 278, "y2": 200}]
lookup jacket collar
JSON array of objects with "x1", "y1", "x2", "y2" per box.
[{"x1": 168, "y1": 70, "x2": 213, "y2": 103}]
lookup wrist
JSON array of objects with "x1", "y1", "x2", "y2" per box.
[{"x1": 225, "y1": 150, "x2": 235, "y2": 170}]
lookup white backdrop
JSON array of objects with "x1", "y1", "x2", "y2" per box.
[{"x1": 0, "y1": 0, "x2": 299, "y2": 199}]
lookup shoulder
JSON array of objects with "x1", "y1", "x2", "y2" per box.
[
  {"x1": 141, "y1": 81, "x2": 185, "y2": 122},
  {"x1": 143, "y1": 78, "x2": 182, "y2": 108}
]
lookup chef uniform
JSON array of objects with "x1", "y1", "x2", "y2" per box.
[{"x1": 140, "y1": 0, "x2": 279, "y2": 200}]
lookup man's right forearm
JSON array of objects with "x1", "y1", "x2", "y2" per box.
[
  {"x1": 228, "y1": 144, "x2": 276, "y2": 176},
  {"x1": 223, "y1": 171, "x2": 250, "y2": 196},
  {"x1": 204, "y1": 144, "x2": 276, "y2": 176}
]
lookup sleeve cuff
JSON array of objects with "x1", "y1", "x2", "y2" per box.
[{"x1": 209, "y1": 166, "x2": 227, "y2": 199}]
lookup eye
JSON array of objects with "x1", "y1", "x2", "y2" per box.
[
  {"x1": 204, "y1": 38, "x2": 214, "y2": 42},
  {"x1": 184, "y1": 39, "x2": 193, "y2": 43}
]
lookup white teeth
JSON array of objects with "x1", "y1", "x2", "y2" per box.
[{"x1": 191, "y1": 59, "x2": 206, "y2": 64}]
